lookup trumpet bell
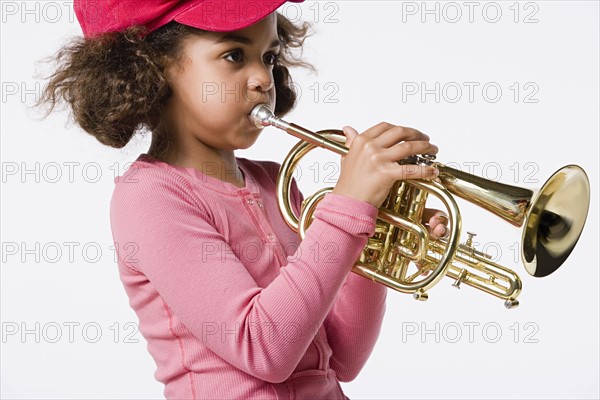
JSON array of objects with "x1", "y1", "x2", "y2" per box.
[
  {"x1": 522, "y1": 165, "x2": 590, "y2": 277},
  {"x1": 435, "y1": 162, "x2": 591, "y2": 278}
]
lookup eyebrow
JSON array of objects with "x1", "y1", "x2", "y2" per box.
[{"x1": 214, "y1": 34, "x2": 280, "y2": 48}]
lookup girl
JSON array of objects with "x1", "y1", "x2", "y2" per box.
[{"x1": 38, "y1": 0, "x2": 447, "y2": 398}]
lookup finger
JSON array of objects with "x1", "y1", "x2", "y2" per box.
[
  {"x1": 389, "y1": 164, "x2": 439, "y2": 180},
  {"x1": 383, "y1": 140, "x2": 439, "y2": 162},
  {"x1": 430, "y1": 215, "x2": 449, "y2": 231},
  {"x1": 423, "y1": 208, "x2": 448, "y2": 225},
  {"x1": 375, "y1": 126, "x2": 430, "y2": 148},
  {"x1": 342, "y1": 126, "x2": 359, "y2": 149},
  {"x1": 426, "y1": 223, "x2": 448, "y2": 239},
  {"x1": 360, "y1": 122, "x2": 400, "y2": 139},
  {"x1": 434, "y1": 224, "x2": 449, "y2": 238},
  {"x1": 423, "y1": 209, "x2": 450, "y2": 238}
]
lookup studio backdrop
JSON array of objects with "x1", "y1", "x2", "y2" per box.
[{"x1": 1, "y1": 1, "x2": 598, "y2": 399}]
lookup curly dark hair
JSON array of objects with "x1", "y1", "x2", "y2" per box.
[{"x1": 36, "y1": 13, "x2": 313, "y2": 154}]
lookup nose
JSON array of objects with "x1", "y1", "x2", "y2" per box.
[{"x1": 247, "y1": 62, "x2": 274, "y2": 95}]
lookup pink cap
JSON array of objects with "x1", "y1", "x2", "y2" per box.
[{"x1": 74, "y1": 0, "x2": 305, "y2": 38}]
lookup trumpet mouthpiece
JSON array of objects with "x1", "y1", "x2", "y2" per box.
[{"x1": 249, "y1": 104, "x2": 274, "y2": 129}]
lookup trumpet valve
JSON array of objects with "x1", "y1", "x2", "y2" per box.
[
  {"x1": 461, "y1": 232, "x2": 493, "y2": 259},
  {"x1": 452, "y1": 269, "x2": 468, "y2": 289},
  {"x1": 465, "y1": 231, "x2": 477, "y2": 247}
]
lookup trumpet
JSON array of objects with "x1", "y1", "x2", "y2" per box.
[{"x1": 249, "y1": 104, "x2": 590, "y2": 308}]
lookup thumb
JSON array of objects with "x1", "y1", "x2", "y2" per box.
[{"x1": 342, "y1": 126, "x2": 359, "y2": 149}]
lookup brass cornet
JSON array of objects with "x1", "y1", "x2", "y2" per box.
[{"x1": 250, "y1": 104, "x2": 590, "y2": 308}]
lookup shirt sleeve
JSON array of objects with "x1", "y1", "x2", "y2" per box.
[
  {"x1": 323, "y1": 274, "x2": 387, "y2": 382},
  {"x1": 110, "y1": 167, "x2": 378, "y2": 383},
  {"x1": 289, "y1": 175, "x2": 387, "y2": 382}
]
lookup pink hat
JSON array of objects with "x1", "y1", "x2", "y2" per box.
[{"x1": 74, "y1": 0, "x2": 305, "y2": 38}]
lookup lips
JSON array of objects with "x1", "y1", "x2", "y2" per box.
[
  {"x1": 247, "y1": 113, "x2": 263, "y2": 130},
  {"x1": 246, "y1": 101, "x2": 272, "y2": 129},
  {"x1": 246, "y1": 99, "x2": 271, "y2": 115}
]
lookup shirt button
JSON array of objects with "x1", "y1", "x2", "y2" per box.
[
  {"x1": 267, "y1": 233, "x2": 274, "y2": 241},
  {"x1": 247, "y1": 198, "x2": 254, "y2": 205},
  {"x1": 257, "y1": 201, "x2": 263, "y2": 208}
]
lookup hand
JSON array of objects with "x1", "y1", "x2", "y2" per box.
[
  {"x1": 422, "y1": 208, "x2": 449, "y2": 239},
  {"x1": 332, "y1": 122, "x2": 439, "y2": 208},
  {"x1": 416, "y1": 209, "x2": 450, "y2": 276}
]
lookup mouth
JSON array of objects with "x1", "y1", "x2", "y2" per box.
[
  {"x1": 247, "y1": 110, "x2": 267, "y2": 131},
  {"x1": 246, "y1": 103, "x2": 272, "y2": 129},
  {"x1": 247, "y1": 114, "x2": 262, "y2": 130}
]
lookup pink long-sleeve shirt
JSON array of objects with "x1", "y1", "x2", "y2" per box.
[{"x1": 109, "y1": 153, "x2": 387, "y2": 399}]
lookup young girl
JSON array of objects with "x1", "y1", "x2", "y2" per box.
[{"x1": 38, "y1": 0, "x2": 446, "y2": 398}]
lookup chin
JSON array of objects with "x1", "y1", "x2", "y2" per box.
[{"x1": 237, "y1": 137, "x2": 259, "y2": 150}]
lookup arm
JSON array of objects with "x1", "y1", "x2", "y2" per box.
[
  {"x1": 289, "y1": 175, "x2": 387, "y2": 382},
  {"x1": 110, "y1": 167, "x2": 378, "y2": 383},
  {"x1": 324, "y1": 274, "x2": 386, "y2": 382}
]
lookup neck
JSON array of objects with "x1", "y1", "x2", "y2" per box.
[{"x1": 148, "y1": 130, "x2": 245, "y2": 188}]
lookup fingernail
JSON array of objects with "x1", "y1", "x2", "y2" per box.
[{"x1": 429, "y1": 167, "x2": 439, "y2": 177}]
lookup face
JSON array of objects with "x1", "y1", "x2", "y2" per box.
[{"x1": 162, "y1": 14, "x2": 279, "y2": 153}]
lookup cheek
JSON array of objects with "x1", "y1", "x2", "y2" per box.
[
  {"x1": 169, "y1": 74, "x2": 203, "y2": 112},
  {"x1": 179, "y1": 81, "x2": 227, "y2": 119},
  {"x1": 171, "y1": 67, "x2": 225, "y2": 109}
]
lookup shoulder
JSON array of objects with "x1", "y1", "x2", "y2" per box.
[{"x1": 110, "y1": 157, "x2": 207, "y2": 218}]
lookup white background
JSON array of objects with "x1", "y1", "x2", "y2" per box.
[{"x1": 1, "y1": 1, "x2": 598, "y2": 399}]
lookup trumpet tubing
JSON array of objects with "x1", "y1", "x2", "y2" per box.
[{"x1": 250, "y1": 104, "x2": 590, "y2": 308}]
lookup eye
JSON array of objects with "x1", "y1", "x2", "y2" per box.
[
  {"x1": 264, "y1": 52, "x2": 280, "y2": 66},
  {"x1": 224, "y1": 49, "x2": 244, "y2": 63}
]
